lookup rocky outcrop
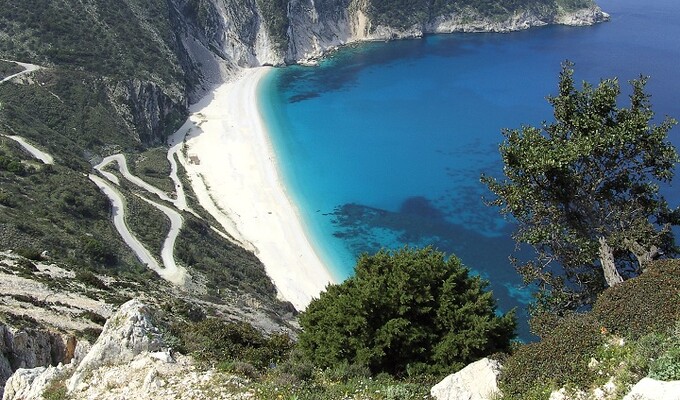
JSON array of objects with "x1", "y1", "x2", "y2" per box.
[
  {"x1": 430, "y1": 358, "x2": 502, "y2": 400},
  {"x1": 66, "y1": 299, "x2": 164, "y2": 392},
  {"x1": 107, "y1": 79, "x2": 188, "y2": 146},
  {"x1": 2, "y1": 299, "x2": 252, "y2": 400},
  {"x1": 0, "y1": 324, "x2": 75, "y2": 396},
  {"x1": 2, "y1": 299, "x2": 165, "y2": 399}
]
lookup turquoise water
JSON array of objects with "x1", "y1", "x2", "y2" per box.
[{"x1": 258, "y1": 0, "x2": 680, "y2": 340}]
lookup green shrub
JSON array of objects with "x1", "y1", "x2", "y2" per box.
[
  {"x1": 16, "y1": 247, "x2": 43, "y2": 261},
  {"x1": 42, "y1": 380, "x2": 68, "y2": 400},
  {"x1": 75, "y1": 270, "x2": 108, "y2": 290},
  {"x1": 297, "y1": 247, "x2": 516, "y2": 377},
  {"x1": 500, "y1": 260, "x2": 680, "y2": 398},
  {"x1": 181, "y1": 319, "x2": 294, "y2": 370},
  {"x1": 592, "y1": 260, "x2": 680, "y2": 338},
  {"x1": 324, "y1": 361, "x2": 372, "y2": 383},
  {"x1": 80, "y1": 327, "x2": 103, "y2": 343},
  {"x1": 81, "y1": 310, "x2": 107, "y2": 325},
  {"x1": 650, "y1": 346, "x2": 680, "y2": 381},
  {"x1": 499, "y1": 313, "x2": 603, "y2": 397}
]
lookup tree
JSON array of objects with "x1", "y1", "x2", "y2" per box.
[
  {"x1": 482, "y1": 62, "x2": 679, "y2": 312},
  {"x1": 297, "y1": 247, "x2": 516, "y2": 377}
]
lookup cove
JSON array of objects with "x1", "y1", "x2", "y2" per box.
[{"x1": 258, "y1": 0, "x2": 680, "y2": 340}]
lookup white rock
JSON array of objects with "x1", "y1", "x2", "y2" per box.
[
  {"x1": 150, "y1": 350, "x2": 175, "y2": 363},
  {"x1": 623, "y1": 378, "x2": 680, "y2": 400},
  {"x1": 2, "y1": 365, "x2": 68, "y2": 400},
  {"x1": 431, "y1": 358, "x2": 502, "y2": 400},
  {"x1": 550, "y1": 387, "x2": 589, "y2": 400},
  {"x1": 67, "y1": 299, "x2": 163, "y2": 392}
]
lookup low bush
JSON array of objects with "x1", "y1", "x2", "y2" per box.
[
  {"x1": 499, "y1": 313, "x2": 603, "y2": 397},
  {"x1": 75, "y1": 270, "x2": 109, "y2": 290},
  {"x1": 81, "y1": 310, "x2": 107, "y2": 325},
  {"x1": 591, "y1": 260, "x2": 680, "y2": 339},
  {"x1": 16, "y1": 247, "x2": 43, "y2": 261},
  {"x1": 180, "y1": 319, "x2": 294, "y2": 370},
  {"x1": 42, "y1": 380, "x2": 68, "y2": 400},
  {"x1": 648, "y1": 323, "x2": 680, "y2": 381},
  {"x1": 500, "y1": 260, "x2": 680, "y2": 398}
]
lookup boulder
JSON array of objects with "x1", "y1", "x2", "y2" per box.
[
  {"x1": 623, "y1": 378, "x2": 680, "y2": 400},
  {"x1": 431, "y1": 358, "x2": 502, "y2": 400}
]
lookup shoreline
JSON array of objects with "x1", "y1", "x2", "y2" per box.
[{"x1": 169, "y1": 67, "x2": 336, "y2": 309}]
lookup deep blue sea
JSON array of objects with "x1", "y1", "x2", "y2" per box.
[{"x1": 258, "y1": 0, "x2": 680, "y2": 340}]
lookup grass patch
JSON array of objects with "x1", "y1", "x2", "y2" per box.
[
  {"x1": 128, "y1": 148, "x2": 174, "y2": 193},
  {"x1": 125, "y1": 193, "x2": 170, "y2": 257}
]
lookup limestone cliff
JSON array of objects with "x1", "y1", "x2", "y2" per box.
[{"x1": 161, "y1": 0, "x2": 610, "y2": 93}]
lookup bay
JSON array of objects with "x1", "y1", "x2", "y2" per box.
[{"x1": 258, "y1": 0, "x2": 680, "y2": 340}]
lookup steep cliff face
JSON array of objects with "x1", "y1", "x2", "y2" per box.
[
  {"x1": 107, "y1": 79, "x2": 188, "y2": 146},
  {"x1": 279, "y1": 0, "x2": 609, "y2": 63},
  {"x1": 0, "y1": 325, "x2": 75, "y2": 396}
]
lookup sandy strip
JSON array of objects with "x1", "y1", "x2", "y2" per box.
[{"x1": 169, "y1": 67, "x2": 337, "y2": 309}]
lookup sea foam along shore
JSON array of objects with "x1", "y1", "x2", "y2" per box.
[{"x1": 169, "y1": 67, "x2": 336, "y2": 310}]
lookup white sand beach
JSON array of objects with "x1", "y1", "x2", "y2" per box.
[{"x1": 169, "y1": 67, "x2": 336, "y2": 309}]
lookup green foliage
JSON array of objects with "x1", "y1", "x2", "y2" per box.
[
  {"x1": 500, "y1": 313, "x2": 603, "y2": 397},
  {"x1": 252, "y1": 370, "x2": 433, "y2": 400},
  {"x1": 482, "y1": 62, "x2": 679, "y2": 312},
  {"x1": 175, "y1": 216, "x2": 279, "y2": 300},
  {"x1": 555, "y1": 0, "x2": 593, "y2": 12},
  {"x1": 128, "y1": 148, "x2": 174, "y2": 193},
  {"x1": 256, "y1": 0, "x2": 289, "y2": 52},
  {"x1": 650, "y1": 346, "x2": 680, "y2": 381},
  {"x1": 368, "y1": 0, "x2": 429, "y2": 28},
  {"x1": 0, "y1": 60, "x2": 22, "y2": 78},
  {"x1": 75, "y1": 270, "x2": 109, "y2": 291},
  {"x1": 82, "y1": 239, "x2": 118, "y2": 268},
  {"x1": 42, "y1": 380, "x2": 69, "y2": 400},
  {"x1": 81, "y1": 310, "x2": 107, "y2": 325},
  {"x1": 298, "y1": 247, "x2": 516, "y2": 377},
  {"x1": 1, "y1": 70, "x2": 142, "y2": 162},
  {"x1": 591, "y1": 260, "x2": 680, "y2": 338},
  {"x1": 179, "y1": 318, "x2": 294, "y2": 370},
  {"x1": 16, "y1": 247, "x2": 43, "y2": 261},
  {"x1": 124, "y1": 193, "x2": 170, "y2": 257},
  {"x1": 500, "y1": 260, "x2": 680, "y2": 397},
  {"x1": 0, "y1": 0, "x2": 184, "y2": 88},
  {"x1": 0, "y1": 154, "x2": 28, "y2": 175}
]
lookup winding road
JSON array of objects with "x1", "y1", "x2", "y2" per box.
[
  {"x1": 94, "y1": 154, "x2": 189, "y2": 285},
  {"x1": 2, "y1": 60, "x2": 192, "y2": 286},
  {"x1": 0, "y1": 60, "x2": 41, "y2": 84},
  {"x1": 4, "y1": 135, "x2": 54, "y2": 164},
  {"x1": 88, "y1": 175, "x2": 164, "y2": 274}
]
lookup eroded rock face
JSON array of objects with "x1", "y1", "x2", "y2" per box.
[
  {"x1": 0, "y1": 324, "x2": 72, "y2": 396},
  {"x1": 430, "y1": 358, "x2": 502, "y2": 400}
]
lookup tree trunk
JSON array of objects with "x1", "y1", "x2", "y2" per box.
[
  {"x1": 625, "y1": 239, "x2": 659, "y2": 272},
  {"x1": 599, "y1": 237, "x2": 624, "y2": 287}
]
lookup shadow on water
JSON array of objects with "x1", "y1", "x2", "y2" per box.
[{"x1": 331, "y1": 196, "x2": 536, "y2": 341}]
